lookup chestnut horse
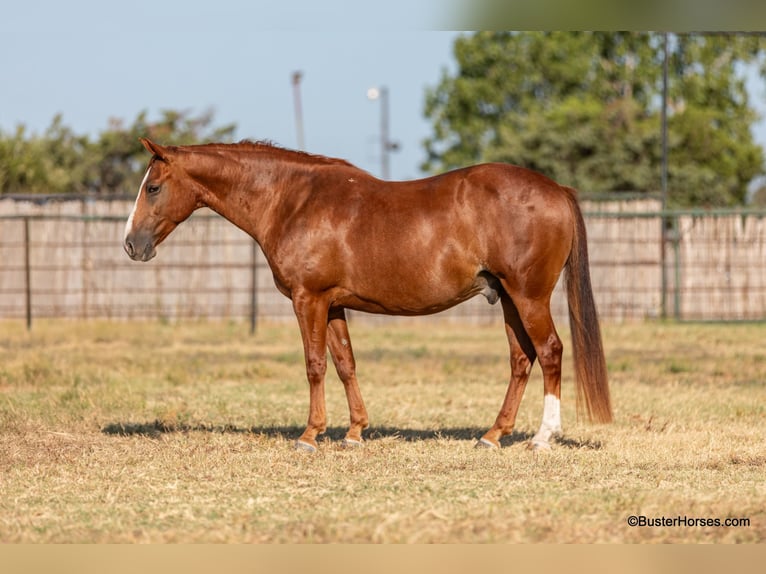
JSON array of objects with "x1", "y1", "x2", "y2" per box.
[{"x1": 124, "y1": 138, "x2": 611, "y2": 452}]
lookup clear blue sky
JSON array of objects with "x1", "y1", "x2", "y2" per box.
[
  {"x1": 1, "y1": 0, "x2": 460, "y2": 181},
  {"x1": 2, "y1": 1, "x2": 765, "y2": 183}
]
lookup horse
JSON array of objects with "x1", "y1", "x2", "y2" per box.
[{"x1": 124, "y1": 138, "x2": 612, "y2": 452}]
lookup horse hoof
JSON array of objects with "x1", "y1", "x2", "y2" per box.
[
  {"x1": 342, "y1": 438, "x2": 364, "y2": 448},
  {"x1": 294, "y1": 440, "x2": 317, "y2": 453},
  {"x1": 475, "y1": 438, "x2": 499, "y2": 449},
  {"x1": 527, "y1": 440, "x2": 552, "y2": 452}
]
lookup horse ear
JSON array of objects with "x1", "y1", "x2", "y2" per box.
[{"x1": 139, "y1": 138, "x2": 170, "y2": 162}]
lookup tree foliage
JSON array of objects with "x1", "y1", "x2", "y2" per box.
[
  {"x1": 423, "y1": 32, "x2": 766, "y2": 207},
  {"x1": 0, "y1": 109, "x2": 236, "y2": 195}
]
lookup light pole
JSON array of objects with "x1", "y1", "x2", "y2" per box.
[{"x1": 367, "y1": 85, "x2": 399, "y2": 180}]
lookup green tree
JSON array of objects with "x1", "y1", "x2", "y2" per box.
[
  {"x1": 423, "y1": 32, "x2": 766, "y2": 207},
  {"x1": 751, "y1": 183, "x2": 766, "y2": 206},
  {"x1": 665, "y1": 34, "x2": 764, "y2": 205},
  {"x1": 0, "y1": 109, "x2": 236, "y2": 195},
  {"x1": 88, "y1": 108, "x2": 236, "y2": 195},
  {"x1": 0, "y1": 115, "x2": 91, "y2": 195}
]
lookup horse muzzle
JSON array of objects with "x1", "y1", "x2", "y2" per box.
[{"x1": 124, "y1": 236, "x2": 157, "y2": 262}]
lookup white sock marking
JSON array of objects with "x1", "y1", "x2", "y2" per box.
[{"x1": 532, "y1": 393, "x2": 562, "y2": 446}]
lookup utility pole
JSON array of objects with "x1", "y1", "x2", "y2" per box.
[
  {"x1": 292, "y1": 71, "x2": 305, "y2": 150},
  {"x1": 661, "y1": 33, "x2": 669, "y2": 211},
  {"x1": 660, "y1": 32, "x2": 669, "y2": 319},
  {"x1": 367, "y1": 85, "x2": 399, "y2": 180}
]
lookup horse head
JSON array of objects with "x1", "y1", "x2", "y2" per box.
[{"x1": 123, "y1": 138, "x2": 200, "y2": 261}]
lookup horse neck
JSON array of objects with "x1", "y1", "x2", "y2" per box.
[{"x1": 194, "y1": 151, "x2": 310, "y2": 248}]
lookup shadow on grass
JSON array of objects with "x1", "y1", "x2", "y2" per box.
[{"x1": 100, "y1": 420, "x2": 602, "y2": 450}]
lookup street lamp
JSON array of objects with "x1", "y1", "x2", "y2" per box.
[{"x1": 367, "y1": 86, "x2": 400, "y2": 180}]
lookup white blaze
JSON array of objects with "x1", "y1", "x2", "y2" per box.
[{"x1": 124, "y1": 167, "x2": 151, "y2": 242}]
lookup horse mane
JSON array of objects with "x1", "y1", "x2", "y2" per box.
[{"x1": 192, "y1": 139, "x2": 357, "y2": 168}]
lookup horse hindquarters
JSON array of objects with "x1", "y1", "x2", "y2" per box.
[{"x1": 479, "y1": 184, "x2": 610, "y2": 449}]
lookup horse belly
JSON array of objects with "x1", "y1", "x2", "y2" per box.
[
  {"x1": 336, "y1": 260, "x2": 488, "y2": 316},
  {"x1": 337, "y1": 289, "x2": 478, "y2": 316}
]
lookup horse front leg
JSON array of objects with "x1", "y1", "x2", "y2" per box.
[
  {"x1": 292, "y1": 290, "x2": 330, "y2": 452},
  {"x1": 327, "y1": 308, "x2": 369, "y2": 446}
]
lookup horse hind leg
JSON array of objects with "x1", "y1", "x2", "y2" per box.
[
  {"x1": 477, "y1": 293, "x2": 536, "y2": 448},
  {"x1": 327, "y1": 308, "x2": 369, "y2": 446},
  {"x1": 512, "y1": 294, "x2": 564, "y2": 451}
]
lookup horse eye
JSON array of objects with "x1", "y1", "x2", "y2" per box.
[{"x1": 147, "y1": 184, "x2": 161, "y2": 194}]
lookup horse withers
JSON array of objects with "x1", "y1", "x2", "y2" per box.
[{"x1": 124, "y1": 138, "x2": 612, "y2": 452}]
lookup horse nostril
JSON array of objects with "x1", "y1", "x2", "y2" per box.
[{"x1": 125, "y1": 240, "x2": 135, "y2": 257}]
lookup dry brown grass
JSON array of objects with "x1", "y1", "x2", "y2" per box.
[{"x1": 1, "y1": 319, "x2": 764, "y2": 543}]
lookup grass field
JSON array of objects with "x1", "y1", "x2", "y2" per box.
[{"x1": 0, "y1": 319, "x2": 764, "y2": 543}]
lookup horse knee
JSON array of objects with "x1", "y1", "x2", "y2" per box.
[
  {"x1": 305, "y1": 356, "x2": 327, "y2": 383},
  {"x1": 334, "y1": 357, "x2": 356, "y2": 383}
]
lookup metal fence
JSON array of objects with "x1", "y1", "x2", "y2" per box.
[
  {"x1": 2, "y1": 195, "x2": 766, "y2": 327},
  {"x1": 584, "y1": 207, "x2": 766, "y2": 322}
]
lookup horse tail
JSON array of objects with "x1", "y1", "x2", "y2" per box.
[{"x1": 563, "y1": 187, "x2": 612, "y2": 424}]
